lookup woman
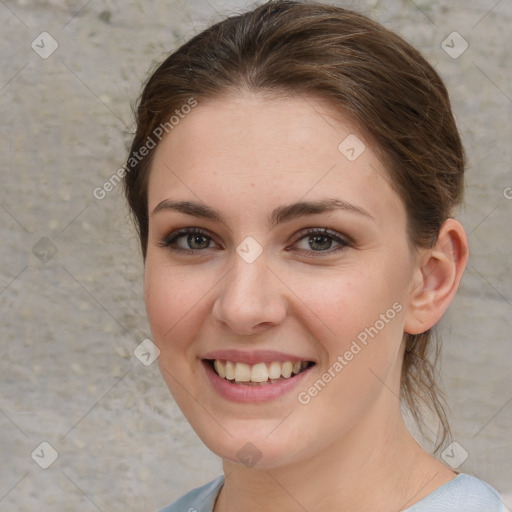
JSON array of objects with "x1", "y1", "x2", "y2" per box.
[{"x1": 123, "y1": 1, "x2": 505, "y2": 510}]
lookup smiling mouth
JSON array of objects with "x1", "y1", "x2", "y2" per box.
[{"x1": 205, "y1": 359, "x2": 315, "y2": 385}]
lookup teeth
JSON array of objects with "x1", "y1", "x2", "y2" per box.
[
  {"x1": 234, "y1": 362, "x2": 251, "y2": 382},
  {"x1": 225, "y1": 360, "x2": 235, "y2": 380},
  {"x1": 213, "y1": 360, "x2": 226, "y2": 378},
  {"x1": 268, "y1": 361, "x2": 281, "y2": 380},
  {"x1": 281, "y1": 361, "x2": 292, "y2": 378},
  {"x1": 251, "y1": 362, "x2": 268, "y2": 383},
  {"x1": 211, "y1": 359, "x2": 310, "y2": 383}
]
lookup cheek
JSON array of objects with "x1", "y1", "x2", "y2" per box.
[
  {"x1": 293, "y1": 267, "x2": 404, "y2": 336},
  {"x1": 144, "y1": 260, "x2": 208, "y2": 351},
  {"x1": 293, "y1": 273, "x2": 407, "y2": 424},
  {"x1": 284, "y1": 261, "x2": 409, "y2": 384}
]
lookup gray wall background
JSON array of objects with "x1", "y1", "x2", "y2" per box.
[{"x1": 0, "y1": 0, "x2": 510, "y2": 510}]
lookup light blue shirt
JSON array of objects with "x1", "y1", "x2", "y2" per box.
[{"x1": 158, "y1": 473, "x2": 505, "y2": 511}]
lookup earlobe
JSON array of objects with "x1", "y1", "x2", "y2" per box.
[{"x1": 404, "y1": 218, "x2": 469, "y2": 335}]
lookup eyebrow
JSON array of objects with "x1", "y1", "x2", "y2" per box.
[{"x1": 151, "y1": 198, "x2": 374, "y2": 227}]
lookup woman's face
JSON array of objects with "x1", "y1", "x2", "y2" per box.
[{"x1": 144, "y1": 92, "x2": 420, "y2": 468}]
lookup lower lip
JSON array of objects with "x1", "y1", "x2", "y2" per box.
[{"x1": 202, "y1": 360, "x2": 313, "y2": 403}]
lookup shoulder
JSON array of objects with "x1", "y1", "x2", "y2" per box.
[
  {"x1": 405, "y1": 473, "x2": 505, "y2": 511},
  {"x1": 158, "y1": 475, "x2": 224, "y2": 512}
]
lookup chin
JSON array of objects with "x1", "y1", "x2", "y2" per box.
[{"x1": 190, "y1": 420, "x2": 314, "y2": 470}]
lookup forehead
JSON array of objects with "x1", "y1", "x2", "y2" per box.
[{"x1": 148, "y1": 92, "x2": 404, "y2": 226}]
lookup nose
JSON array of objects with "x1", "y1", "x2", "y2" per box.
[{"x1": 211, "y1": 253, "x2": 288, "y2": 336}]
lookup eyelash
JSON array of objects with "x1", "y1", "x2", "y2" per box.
[{"x1": 157, "y1": 227, "x2": 352, "y2": 257}]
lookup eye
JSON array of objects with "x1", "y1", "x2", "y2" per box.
[
  {"x1": 289, "y1": 228, "x2": 351, "y2": 255},
  {"x1": 158, "y1": 226, "x2": 351, "y2": 256},
  {"x1": 158, "y1": 227, "x2": 218, "y2": 252}
]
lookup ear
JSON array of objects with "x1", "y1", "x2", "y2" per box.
[{"x1": 404, "y1": 218, "x2": 469, "y2": 335}]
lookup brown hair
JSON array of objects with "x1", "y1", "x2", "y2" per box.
[{"x1": 124, "y1": 0, "x2": 465, "y2": 451}]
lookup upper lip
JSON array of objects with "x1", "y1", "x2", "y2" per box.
[{"x1": 201, "y1": 349, "x2": 315, "y2": 365}]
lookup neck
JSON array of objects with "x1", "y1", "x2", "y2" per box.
[{"x1": 214, "y1": 394, "x2": 455, "y2": 512}]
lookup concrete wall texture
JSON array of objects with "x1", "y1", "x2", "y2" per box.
[{"x1": 0, "y1": 0, "x2": 510, "y2": 510}]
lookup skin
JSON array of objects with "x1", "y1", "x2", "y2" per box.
[{"x1": 144, "y1": 92, "x2": 468, "y2": 511}]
